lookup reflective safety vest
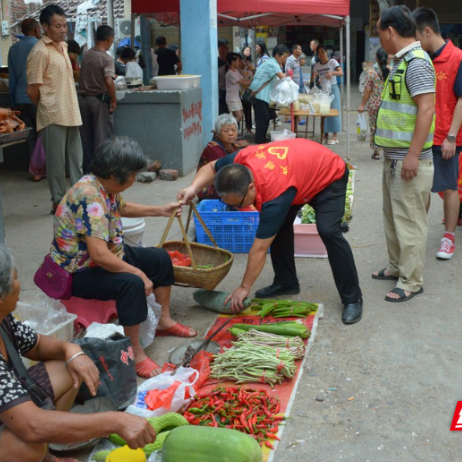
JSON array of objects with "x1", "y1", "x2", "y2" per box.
[{"x1": 375, "y1": 49, "x2": 435, "y2": 149}]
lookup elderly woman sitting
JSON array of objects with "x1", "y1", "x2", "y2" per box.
[
  {"x1": 0, "y1": 245, "x2": 156, "y2": 462},
  {"x1": 49, "y1": 137, "x2": 196, "y2": 379},
  {"x1": 197, "y1": 114, "x2": 244, "y2": 200}
]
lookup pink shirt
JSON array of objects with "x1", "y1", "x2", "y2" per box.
[{"x1": 226, "y1": 69, "x2": 242, "y2": 102}]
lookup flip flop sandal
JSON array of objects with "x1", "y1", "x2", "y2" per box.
[
  {"x1": 371, "y1": 153, "x2": 380, "y2": 160},
  {"x1": 156, "y1": 322, "x2": 197, "y2": 338},
  {"x1": 135, "y1": 358, "x2": 162, "y2": 378},
  {"x1": 327, "y1": 138, "x2": 339, "y2": 145},
  {"x1": 385, "y1": 287, "x2": 423, "y2": 303},
  {"x1": 371, "y1": 268, "x2": 398, "y2": 280}
]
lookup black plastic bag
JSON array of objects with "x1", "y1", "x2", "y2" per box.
[{"x1": 74, "y1": 334, "x2": 137, "y2": 410}]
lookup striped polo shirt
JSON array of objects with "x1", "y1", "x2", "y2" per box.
[
  {"x1": 27, "y1": 35, "x2": 82, "y2": 131},
  {"x1": 382, "y1": 42, "x2": 435, "y2": 161}
]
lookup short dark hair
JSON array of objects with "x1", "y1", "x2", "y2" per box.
[
  {"x1": 215, "y1": 164, "x2": 252, "y2": 197},
  {"x1": 218, "y1": 38, "x2": 228, "y2": 46},
  {"x1": 96, "y1": 25, "x2": 114, "y2": 42},
  {"x1": 379, "y1": 5, "x2": 416, "y2": 38},
  {"x1": 121, "y1": 47, "x2": 136, "y2": 61},
  {"x1": 155, "y1": 35, "x2": 167, "y2": 46},
  {"x1": 316, "y1": 45, "x2": 327, "y2": 54},
  {"x1": 116, "y1": 46, "x2": 126, "y2": 57},
  {"x1": 90, "y1": 137, "x2": 147, "y2": 185},
  {"x1": 412, "y1": 7, "x2": 441, "y2": 35},
  {"x1": 66, "y1": 40, "x2": 80, "y2": 55},
  {"x1": 292, "y1": 43, "x2": 302, "y2": 52},
  {"x1": 21, "y1": 18, "x2": 39, "y2": 35},
  {"x1": 273, "y1": 44, "x2": 290, "y2": 57},
  {"x1": 226, "y1": 52, "x2": 240, "y2": 65},
  {"x1": 39, "y1": 4, "x2": 66, "y2": 26}
]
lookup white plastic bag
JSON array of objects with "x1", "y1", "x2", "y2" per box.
[
  {"x1": 139, "y1": 294, "x2": 162, "y2": 349},
  {"x1": 125, "y1": 367, "x2": 198, "y2": 418},
  {"x1": 270, "y1": 77, "x2": 299, "y2": 105},
  {"x1": 357, "y1": 113, "x2": 368, "y2": 142}
]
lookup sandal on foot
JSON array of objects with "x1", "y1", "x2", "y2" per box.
[
  {"x1": 156, "y1": 322, "x2": 197, "y2": 338},
  {"x1": 385, "y1": 287, "x2": 423, "y2": 303},
  {"x1": 327, "y1": 138, "x2": 339, "y2": 145},
  {"x1": 371, "y1": 152, "x2": 380, "y2": 160},
  {"x1": 135, "y1": 358, "x2": 162, "y2": 378},
  {"x1": 372, "y1": 268, "x2": 398, "y2": 281}
]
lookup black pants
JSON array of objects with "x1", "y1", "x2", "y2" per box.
[
  {"x1": 254, "y1": 99, "x2": 271, "y2": 144},
  {"x1": 270, "y1": 167, "x2": 362, "y2": 305},
  {"x1": 72, "y1": 246, "x2": 174, "y2": 326},
  {"x1": 78, "y1": 95, "x2": 113, "y2": 174},
  {"x1": 218, "y1": 90, "x2": 228, "y2": 115},
  {"x1": 242, "y1": 101, "x2": 252, "y2": 131}
]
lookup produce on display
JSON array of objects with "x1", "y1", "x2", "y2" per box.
[
  {"x1": 231, "y1": 321, "x2": 310, "y2": 339},
  {"x1": 93, "y1": 413, "x2": 188, "y2": 459},
  {"x1": 211, "y1": 342, "x2": 296, "y2": 386},
  {"x1": 300, "y1": 168, "x2": 355, "y2": 224},
  {"x1": 250, "y1": 298, "x2": 318, "y2": 318},
  {"x1": 162, "y1": 425, "x2": 263, "y2": 462},
  {"x1": 229, "y1": 329, "x2": 305, "y2": 360},
  {"x1": 193, "y1": 289, "x2": 251, "y2": 314}
]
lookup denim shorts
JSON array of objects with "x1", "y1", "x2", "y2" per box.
[{"x1": 431, "y1": 145, "x2": 461, "y2": 193}]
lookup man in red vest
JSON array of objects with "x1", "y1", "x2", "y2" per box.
[
  {"x1": 413, "y1": 8, "x2": 462, "y2": 260},
  {"x1": 179, "y1": 138, "x2": 363, "y2": 324}
]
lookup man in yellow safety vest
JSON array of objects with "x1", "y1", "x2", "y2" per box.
[{"x1": 372, "y1": 5, "x2": 436, "y2": 303}]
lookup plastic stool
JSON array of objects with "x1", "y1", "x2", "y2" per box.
[{"x1": 61, "y1": 297, "x2": 118, "y2": 329}]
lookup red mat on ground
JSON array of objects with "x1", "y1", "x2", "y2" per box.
[{"x1": 197, "y1": 305, "x2": 324, "y2": 462}]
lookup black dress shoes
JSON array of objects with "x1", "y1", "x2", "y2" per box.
[
  {"x1": 255, "y1": 283, "x2": 301, "y2": 299},
  {"x1": 342, "y1": 298, "x2": 363, "y2": 324}
]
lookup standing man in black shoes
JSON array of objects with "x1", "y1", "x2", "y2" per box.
[{"x1": 179, "y1": 138, "x2": 363, "y2": 325}]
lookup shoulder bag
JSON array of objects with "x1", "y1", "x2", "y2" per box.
[
  {"x1": 0, "y1": 326, "x2": 54, "y2": 410},
  {"x1": 34, "y1": 253, "x2": 88, "y2": 300},
  {"x1": 242, "y1": 76, "x2": 274, "y2": 104}
]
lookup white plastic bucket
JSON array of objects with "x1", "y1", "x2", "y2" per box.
[
  {"x1": 270, "y1": 130, "x2": 297, "y2": 142},
  {"x1": 122, "y1": 217, "x2": 146, "y2": 247}
]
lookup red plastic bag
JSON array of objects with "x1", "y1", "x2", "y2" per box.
[
  {"x1": 189, "y1": 351, "x2": 213, "y2": 390},
  {"x1": 28, "y1": 136, "x2": 46, "y2": 177},
  {"x1": 145, "y1": 380, "x2": 183, "y2": 411},
  {"x1": 167, "y1": 250, "x2": 191, "y2": 267}
]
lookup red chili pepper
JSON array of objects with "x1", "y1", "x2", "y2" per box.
[
  {"x1": 191, "y1": 418, "x2": 200, "y2": 425},
  {"x1": 265, "y1": 441, "x2": 275, "y2": 449},
  {"x1": 267, "y1": 433, "x2": 281, "y2": 441},
  {"x1": 240, "y1": 412, "x2": 248, "y2": 429},
  {"x1": 273, "y1": 415, "x2": 284, "y2": 421},
  {"x1": 211, "y1": 414, "x2": 218, "y2": 428}
]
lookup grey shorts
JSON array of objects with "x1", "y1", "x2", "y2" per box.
[{"x1": 431, "y1": 145, "x2": 461, "y2": 193}]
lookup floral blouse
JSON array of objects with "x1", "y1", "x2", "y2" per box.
[
  {"x1": 51, "y1": 175, "x2": 125, "y2": 273},
  {"x1": 365, "y1": 66, "x2": 385, "y2": 110}
]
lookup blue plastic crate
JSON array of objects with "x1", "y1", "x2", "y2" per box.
[{"x1": 194, "y1": 200, "x2": 260, "y2": 253}]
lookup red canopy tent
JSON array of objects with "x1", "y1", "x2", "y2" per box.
[{"x1": 131, "y1": 0, "x2": 352, "y2": 157}]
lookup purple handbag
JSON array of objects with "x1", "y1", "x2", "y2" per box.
[{"x1": 34, "y1": 254, "x2": 87, "y2": 300}]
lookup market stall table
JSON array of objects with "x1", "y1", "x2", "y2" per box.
[{"x1": 278, "y1": 108, "x2": 339, "y2": 144}]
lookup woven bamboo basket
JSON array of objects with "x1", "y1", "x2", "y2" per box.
[{"x1": 158, "y1": 203, "x2": 233, "y2": 290}]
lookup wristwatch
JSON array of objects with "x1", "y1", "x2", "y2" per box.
[{"x1": 447, "y1": 134, "x2": 456, "y2": 143}]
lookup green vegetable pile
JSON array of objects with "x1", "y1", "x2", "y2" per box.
[
  {"x1": 250, "y1": 298, "x2": 318, "y2": 318},
  {"x1": 301, "y1": 169, "x2": 355, "y2": 224}
]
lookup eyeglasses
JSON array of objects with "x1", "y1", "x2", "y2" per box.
[{"x1": 219, "y1": 187, "x2": 248, "y2": 210}]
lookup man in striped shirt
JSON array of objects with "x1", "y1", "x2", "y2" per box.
[
  {"x1": 372, "y1": 6, "x2": 435, "y2": 303},
  {"x1": 27, "y1": 4, "x2": 83, "y2": 214}
]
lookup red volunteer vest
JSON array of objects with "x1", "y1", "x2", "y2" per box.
[
  {"x1": 433, "y1": 40, "x2": 462, "y2": 146},
  {"x1": 234, "y1": 138, "x2": 346, "y2": 212}
]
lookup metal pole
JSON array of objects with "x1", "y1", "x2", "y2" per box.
[
  {"x1": 131, "y1": 13, "x2": 136, "y2": 49},
  {"x1": 106, "y1": 0, "x2": 114, "y2": 56},
  {"x1": 346, "y1": 15, "x2": 351, "y2": 160},
  {"x1": 340, "y1": 25, "x2": 344, "y2": 131}
]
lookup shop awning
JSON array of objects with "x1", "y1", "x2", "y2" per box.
[{"x1": 132, "y1": 0, "x2": 350, "y2": 27}]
